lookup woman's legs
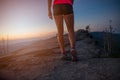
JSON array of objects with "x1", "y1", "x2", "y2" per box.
[
  {"x1": 54, "y1": 13, "x2": 77, "y2": 61},
  {"x1": 64, "y1": 13, "x2": 78, "y2": 61},
  {"x1": 54, "y1": 15, "x2": 65, "y2": 54},
  {"x1": 64, "y1": 13, "x2": 75, "y2": 49}
]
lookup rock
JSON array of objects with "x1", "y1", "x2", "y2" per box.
[{"x1": 0, "y1": 29, "x2": 119, "y2": 80}]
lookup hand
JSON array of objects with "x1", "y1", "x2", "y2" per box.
[{"x1": 48, "y1": 11, "x2": 53, "y2": 20}]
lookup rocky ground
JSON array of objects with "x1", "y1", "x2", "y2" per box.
[{"x1": 0, "y1": 30, "x2": 120, "y2": 80}]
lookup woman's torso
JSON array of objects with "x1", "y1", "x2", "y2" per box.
[{"x1": 53, "y1": 0, "x2": 73, "y2": 6}]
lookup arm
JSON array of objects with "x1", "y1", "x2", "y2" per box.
[{"x1": 48, "y1": 0, "x2": 53, "y2": 19}]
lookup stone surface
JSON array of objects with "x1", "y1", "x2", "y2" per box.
[{"x1": 0, "y1": 30, "x2": 120, "y2": 80}]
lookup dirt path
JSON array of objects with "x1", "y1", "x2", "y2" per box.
[{"x1": 0, "y1": 48, "x2": 120, "y2": 80}]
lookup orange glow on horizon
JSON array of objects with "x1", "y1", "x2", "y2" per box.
[{"x1": 0, "y1": 31, "x2": 56, "y2": 40}]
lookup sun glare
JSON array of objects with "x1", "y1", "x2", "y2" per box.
[{"x1": 0, "y1": 26, "x2": 56, "y2": 40}]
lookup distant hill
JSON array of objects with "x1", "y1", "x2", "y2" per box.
[
  {"x1": 89, "y1": 32, "x2": 104, "y2": 46},
  {"x1": 90, "y1": 32, "x2": 120, "y2": 53}
]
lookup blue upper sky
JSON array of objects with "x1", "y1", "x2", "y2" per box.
[{"x1": 74, "y1": 0, "x2": 120, "y2": 32}]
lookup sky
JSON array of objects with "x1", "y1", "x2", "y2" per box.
[{"x1": 0, "y1": 0, "x2": 120, "y2": 40}]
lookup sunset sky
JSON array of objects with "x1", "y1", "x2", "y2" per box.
[{"x1": 0, "y1": 0, "x2": 120, "y2": 40}]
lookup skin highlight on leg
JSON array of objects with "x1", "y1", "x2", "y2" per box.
[
  {"x1": 64, "y1": 13, "x2": 75, "y2": 49},
  {"x1": 54, "y1": 15, "x2": 65, "y2": 54}
]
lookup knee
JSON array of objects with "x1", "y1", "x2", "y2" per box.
[{"x1": 57, "y1": 33, "x2": 64, "y2": 39}]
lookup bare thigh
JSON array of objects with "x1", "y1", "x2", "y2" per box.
[
  {"x1": 54, "y1": 15, "x2": 64, "y2": 35},
  {"x1": 64, "y1": 13, "x2": 74, "y2": 33}
]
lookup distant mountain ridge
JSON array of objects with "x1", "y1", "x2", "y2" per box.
[{"x1": 90, "y1": 32, "x2": 120, "y2": 53}]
